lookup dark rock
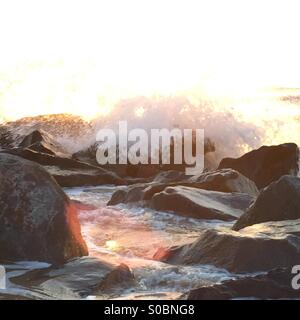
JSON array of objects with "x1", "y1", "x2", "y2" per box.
[
  {"x1": 0, "y1": 293, "x2": 33, "y2": 300},
  {"x1": 187, "y1": 169, "x2": 258, "y2": 196},
  {"x1": 150, "y1": 186, "x2": 253, "y2": 221},
  {"x1": 107, "y1": 164, "x2": 160, "y2": 179},
  {"x1": 1, "y1": 149, "x2": 126, "y2": 187},
  {"x1": 0, "y1": 153, "x2": 88, "y2": 263},
  {"x1": 218, "y1": 143, "x2": 299, "y2": 189},
  {"x1": 9, "y1": 257, "x2": 134, "y2": 299},
  {"x1": 98, "y1": 263, "x2": 135, "y2": 292},
  {"x1": 1, "y1": 147, "x2": 84, "y2": 168},
  {"x1": 18, "y1": 129, "x2": 71, "y2": 158},
  {"x1": 47, "y1": 166, "x2": 126, "y2": 187},
  {"x1": 73, "y1": 144, "x2": 160, "y2": 179},
  {"x1": 0, "y1": 116, "x2": 126, "y2": 187},
  {"x1": 188, "y1": 268, "x2": 300, "y2": 300},
  {"x1": 108, "y1": 184, "x2": 148, "y2": 206},
  {"x1": 154, "y1": 219, "x2": 300, "y2": 273},
  {"x1": 233, "y1": 175, "x2": 300, "y2": 231},
  {"x1": 152, "y1": 170, "x2": 188, "y2": 183},
  {"x1": 72, "y1": 143, "x2": 99, "y2": 166},
  {"x1": 154, "y1": 169, "x2": 258, "y2": 196},
  {"x1": 108, "y1": 169, "x2": 258, "y2": 206}
]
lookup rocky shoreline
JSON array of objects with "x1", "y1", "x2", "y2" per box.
[{"x1": 0, "y1": 116, "x2": 300, "y2": 300}]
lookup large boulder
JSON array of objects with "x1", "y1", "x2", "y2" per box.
[
  {"x1": 233, "y1": 175, "x2": 300, "y2": 231},
  {"x1": 1, "y1": 149, "x2": 126, "y2": 187},
  {"x1": 187, "y1": 169, "x2": 258, "y2": 196},
  {"x1": 150, "y1": 186, "x2": 253, "y2": 221},
  {"x1": 7, "y1": 257, "x2": 134, "y2": 299},
  {"x1": 187, "y1": 268, "x2": 300, "y2": 300},
  {"x1": 218, "y1": 143, "x2": 299, "y2": 189},
  {"x1": 0, "y1": 153, "x2": 88, "y2": 263},
  {"x1": 154, "y1": 219, "x2": 300, "y2": 273},
  {"x1": 108, "y1": 169, "x2": 258, "y2": 206}
]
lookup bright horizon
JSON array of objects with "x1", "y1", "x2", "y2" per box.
[{"x1": 1, "y1": 0, "x2": 300, "y2": 120}]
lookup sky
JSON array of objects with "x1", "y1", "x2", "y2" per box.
[{"x1": 0, "y1": 0, "x2": 300, "y2": 119}]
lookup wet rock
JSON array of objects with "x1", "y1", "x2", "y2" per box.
[
  {"x1": 47, "y1": 166, "x2": 126, "y2": 187},
  {"x1": 154, "y1": 169, "x2": 258, "y2": 196},
  {"x1": 0, "y1": 153, "x2": 88, "y2": 263},
  {"x1": 9, "y1": 257, "x2": 134, "y2": 299},
  {"x1": 73, "y1": 143, "x2": 160, "y2": 178},
  {"x1": 1, "y1": 147, "x2": 86, "y2": 168},
  {"x1": 0, "y1": 293, "x2": 33, "y2": 300},
  {"x1": 218, "y1": 143, "x2": 299, "y2": 189},
  {"x1": 1, "y1": 149, "x2": 126, "y2": 187},
  {"x1": 188, "y1": 268, "x2": 300, "y2": 300},
  {"x1": 150, "y1": 186, "x2": 253, "y2": 221},
  {"x1": 152, "y1": 170, "x2": 188, "y2": 183},
  {"x1": 108, "y1": 184, "x2": 148, "y2": 205},
  {"x1": 0, "y1": 117, "x2": 126, "y2": 187},
  {"x1": 98, "y1": 263, "x2": 135, "y2": 292},
  {"x1": 18, "y1": 129, "x2": 71, "y2": 158},
  {"x1": 154, "y1": 219, "x2": 300, "y2": 273},
  {"x1": 108, "y1": 169, "x2": 258, "y2": 206},
  {"x1": 233, "y1": 175, "x2": 300, "y2": 231}
]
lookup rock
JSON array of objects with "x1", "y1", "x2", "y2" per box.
[
  {"x1": 73, "y1": 136, "x2": 216, "y2": 178},
  {"x1": 1, "y1": 149, "x2": 126, "y2": 187},
  {"x1": 150, "y1": 186, "x2": 253, "y2": 221},
  {"x1": 154, "y1": 219, "x2": 300, "y2": 273},
  {"x1": 1, "y1": 147, "x2": 86, "y2": 168},
  {"x1": 46, "y1": 165, "x2": 126, "y2": 187},
  {"x1": 72, "y1": 137, "x2": 215, "y2": 178},
  {"x1": 73, "y1": 143, "x2": 161, "y2": 178},
  {"x1": 18, "y1": 129, "x2": 71, "y2": 158},
  {"x1": 154, "y1": 169, "x2": 258, "y2": 196},
  {"x1": 187, "y1": 268, "x2": 300, "y2": 300},
  {"x1": 108, "y1": 184, "x2": 148, "y2": 206},
  {"x1": 72, "y1": 143, "x2": 99, "y2": 166},
  {"x1": 218, "y1": 143, "x2": 299, "y2": 189},
  {"x1": 98, "y1": 263, "x2": 135, "y2": 292},
  {"x1": 233, "y1": 175, "x2": 300, "y2": 231},
  {"x1": 70, "y1": 200, "x2": 97, "y2": 211},
  {"x1": 0, "y1": 114, "x2": 93, "y2": 149},
  {"x1": 108, "y1": 169, "x2": 258, "y2": 206},
  {"x1": 152, "y1": 170, "x2": 188, "y2": 183},
  {"x1": 73, "y1": 144, "x2": 161, "y2": 179},
  {"x1": 0, "y1": 293, "x2": 33, "y2": 300},
  {"x1": 108, "y1": 164, "x2": 160, "y2": 179},
  {"x1": 0, "y1": 153, "x2": 88, "y2": 263},
  {"x1": 188, "y1": 169, "x2": 258, "y2": 196},
  {"x1": 0, "y1": 116, "x2": 126, "y2": 187},
  {"x1": 9, "y1": 257, "x2": 134, "y2": 299}
]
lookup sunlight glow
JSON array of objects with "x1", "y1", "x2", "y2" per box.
[
  {"x1": 105, "y1": 240, "x2": 119, "y2": 252},
  {"x1": 0, "y1": 0, "x2": 300, "y2": 121}
]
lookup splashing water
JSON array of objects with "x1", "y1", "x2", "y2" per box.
[
  {"x1": 63, "y1": 186, "x2": 252, "y2": 299},
  {"x1": 1, "y1": 86, "x2": 299, "y2": 164},
  {"x1": 58, "y1": 90, "x2": 300, "y2": 165}
]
